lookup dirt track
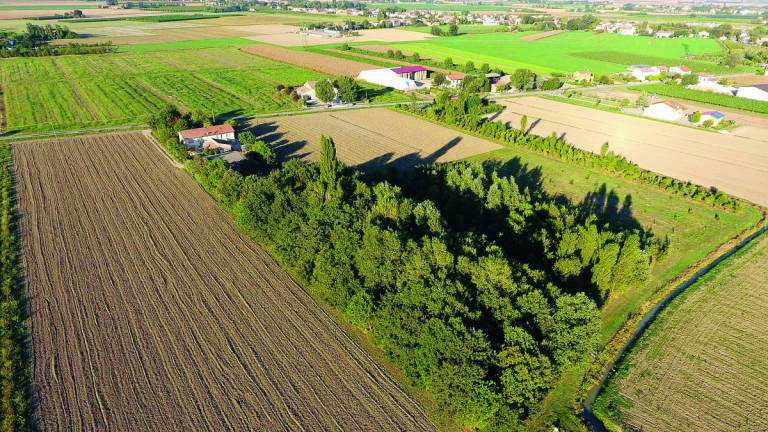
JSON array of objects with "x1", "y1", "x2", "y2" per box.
[
  {"x1": 495, "y1": 97, "x2": 768, "y2": 207},
  {"x1": 14, "y1": 132, "x2": 435, "y2": 432}
]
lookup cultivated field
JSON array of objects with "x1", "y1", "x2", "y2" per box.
[
  {"x1": 594, "y1": 233, "x2": 768, "y2": 431},
  {"x1": 727, "y1": 74, "x2": 768, "y2": 86},
  {"x1": 239, "y1": 44, "x2": 378, "y2": 76},
  {"x1": 390, "y1": 31, "x2": 739, "y2": 75},
  {"x1": 493, "y1": 96, "x2": 768, "y2": 206},
  {"x1": 0, "y1": 46, "x2": 404, "y2": 134},
  {"x1": 14, "y1": 132, "x2": 435, "y2": 432},
  {"x1": 244, "y1": 27, "x2": 433, "y2": 47},
  {"x1": 247, "y1": 108, "x2": 502, "y2": 171}
]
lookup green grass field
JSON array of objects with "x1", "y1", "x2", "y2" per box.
[
  {"x1": 464, "y1": 144, "x2": 762, "y2": 430},
  {"x1": 116, "y1": 37, "x2": 260, "y2": 53},
  {"x1": 0, "y1": 47, "x2": 403, "y2": 134},
  {"x1": 389, "y1": 31, "x2": 734, "y2": 75},
  {"x1": 400, "y1": 24, "x2": 509, "y2": 34}
]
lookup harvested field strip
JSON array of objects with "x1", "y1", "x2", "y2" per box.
[
  {"x1": 239, "y1": 44, "x2": 378, "y2": 76},
  {"x1": 518, "y1": 30, "x2": 565, "y2": 40},
  {"x1": 594, "y1": 233, "x2": 768, "y2": 432},
  {"x1": 249, "y1": 108, "x2": 502, "y2": 171},
  {"x1": 15, "y1": 132, "x2": 435, "y2": 432},
  {"x1": 326, "y1": 49, "x2": 453, "y2": 73}
]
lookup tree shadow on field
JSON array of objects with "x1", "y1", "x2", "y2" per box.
[{"x1": 580, "y1": 183, "x2": 642, "y2": 232}]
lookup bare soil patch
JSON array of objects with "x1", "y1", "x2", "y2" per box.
[
  {"x1": 602, "y1": 233, "x2": 768, "y2": 432},
  {"x1": 240, "y1": 44, "x2": 378, "y2": 76},
  {"x1": 244, "y1": 28, "x2": 432, "y2": 47},
  {"x1": 14, "y1": 132, "x2": 435, "y2": 432},
  {"x1": 518, "y1": 30, "x2": 565, "y2": 41},
  {"x1": 246, "y1": 108, "x2": 502, "y2": 171},
  {"x1": 495, "y1": 96, "x2": 768, "y2": 206},
  {"x1": 727, "y1": 73, "x2": 768, "y2": 86}
]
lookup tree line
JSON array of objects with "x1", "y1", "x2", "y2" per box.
[
  {"x1": 398, "y1": 92, "x2": 742, "y2": 210},
  {"x1": 179, "y1": 130, "x2": 664, "y2": 429},
  {"x1": 0, "y1": 24, "x2": 116, "y2": 58},
  {"x1": 0, "y1": 143, "x2": 32, "y2": 431}
]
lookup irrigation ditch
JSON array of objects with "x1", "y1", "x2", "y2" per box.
[{"x1": 581, "y1": 222, "x2": 768, "y2": 432}]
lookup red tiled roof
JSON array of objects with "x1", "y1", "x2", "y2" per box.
[
  {"x1": 447, "y1": 73, "x2": 466, "y2": 80},
  {"x1": 179, "y1": 124, "x2": 235, "y2": 140}
]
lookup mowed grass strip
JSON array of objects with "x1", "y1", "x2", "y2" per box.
[
  {"x1": 594, "y1": 232, "x2": 768, "y2": 432},
  {"x1": 390, "y1": 31, "x2": 730, "y2": 75}
]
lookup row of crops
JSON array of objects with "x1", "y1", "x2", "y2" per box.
[
  {"x1": 0, "y1": 48, "x2": 319, "y2": 134},
  {"x1": 639, "y1": 84, "x2": 768, "y2": 114}
]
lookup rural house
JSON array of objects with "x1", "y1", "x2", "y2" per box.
[
  {"x1": 643, "y1": 100, "x2": 688, "y2": 121},
  {"x1": 670, "y1": 65, "x2": 691, "y2": 75},
  {"x1": 294, "y1": 81, "x2": 318, "y2": 101},
  {"x1": 491, "y1": 75, "x2": 512, "y2": 92},
  {"x1": 178, "y1": 124, "x2": 238, "y2": 152},
  {"x1": 629, "y1": 65, "x2": 661, "y2": 81},
  {"x1": 572, "y1": 70, "x2": 593, "y2": 82},
  {"x1": 698, "y1": 111, "x2": 724, "y2": 126},
  {"x1": 735, "y1": 84, "x2": 768, "y2": 102},
  {"x1": 446, "y1": 72, "x2": 467, "y2": 88}
]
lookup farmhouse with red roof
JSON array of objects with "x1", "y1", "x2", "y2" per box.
[{"x1": 178, "y1": 124, "x2": 238, "y2": 152}]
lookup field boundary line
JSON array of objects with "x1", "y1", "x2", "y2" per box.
[
  {"x1": 0, "y1": 124, "x2": 148, "y2": 141},
  {"x1": 142, "y1": 129, "x2": 184, "y2": 169}
]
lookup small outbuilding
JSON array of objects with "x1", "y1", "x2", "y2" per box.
[
  {"x1": 572, "y1": 70, "x2": 593, "y2": 82},
  {"x1": 643, "y1": 100, "x2": 688, "y2": 121}
]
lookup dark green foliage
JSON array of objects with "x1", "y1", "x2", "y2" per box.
[
  {"x1": 433, "y1": 72, "x2": 447, "y2": 86},
  {"x1": 540, "y1": 77, "x2": 561, "y2": 91},
  {"x1": 511, "y1": 69, "x2": 537, "y2": 90},
  {"x1": 680, "y1": 73, "x2": 698, "y2": 85},
  {"x1": 315, "y1": 79, "x2": 336, "y2": 103},
  {"x1": 335, "y1": 76, "x2": 359, "y2": 103},
  {"x1": 0, "y1": 143, "x2": 33, "y2": 431},
  {"x1": 398, "y1": 94, "x2": 741, "y2": 210},
  {"x1": 183, "y1": 135, "x2": 670, "y2": 429}
]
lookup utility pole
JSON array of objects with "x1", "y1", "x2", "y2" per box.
[{"x1": 210, "y1": 98, "x2": 216, "y2": 124}]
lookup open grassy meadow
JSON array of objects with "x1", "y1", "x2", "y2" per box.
[
  {"x1": 593, "y1": 231, "x2": 768, "y2": 431},
  {"x1": 0, "y1": 46, "x2": 403, "y2": 135},
  {"x1": 389, "y1": 31, "x2": 735, "y2": 75}
]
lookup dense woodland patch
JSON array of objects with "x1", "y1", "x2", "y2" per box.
[{"x1": 183, "y1": 131, "x2": 662, "y2": 429}]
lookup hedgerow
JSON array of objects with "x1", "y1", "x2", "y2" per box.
[
  {"x1": 396, "y1": 93, "x2": 741, "y2": 210},
  {"x1": 0, "y1": 143, "x2": 32, "y2": 431}
]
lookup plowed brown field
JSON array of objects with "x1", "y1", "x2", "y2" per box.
[
  {"x1": 14, "y1": 132, "x2": 435, "y2": 432},
  {"x1": 247, "y1": 108, "x2": 502, "y2": 171},
  {"x1": 240, "y1": 45, "x2": 377, "y2": 76}
]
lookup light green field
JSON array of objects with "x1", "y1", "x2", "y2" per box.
[
  {"x1": 0, "y1": 46, "x2": 403, "y2": 135},
  {"x1": 116, "y1": 37, "x2": 260, "y2": 52},
  {"x1": 390, "y1": 31, "x2": 734, "y2": 75},
  {"x1": 0, "y1": 5, "x2": 99, "y2": 10}
]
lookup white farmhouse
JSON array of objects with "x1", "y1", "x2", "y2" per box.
[
  {"x1": 629, "y1": 65, "x2": 660, "y2": 81},
  {"x1": 735, "y1": 85, "x2": 768, "y2": 102},
  {"x1": 178, "y1": 124, "x2": 238, "y2": 152},
  {"x1": 655, "y1": 30, "x2": 674, "y2": 38},
  {"x1": 670, "y1": 65, "x2": 692, "y2": 75},
  {"x1": 643, "y1": 100, "x2": 688, "y2": 121}
]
